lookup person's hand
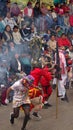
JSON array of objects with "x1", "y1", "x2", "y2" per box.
[{"x1": 5, "y1": 98, "x2": 9, "y2": 105}]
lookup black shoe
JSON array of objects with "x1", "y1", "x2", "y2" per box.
[
  {"x1": 1, "y1": 102, "x2": 7, "y2": 106},
  {"x1": 10, "y1": 113, "x2": 14, "y2": 124},
  {"x1": 31, "y1": 112, "x2": 42, "y2": 120},
  {"x1": 64, "y1": 93, "x2": 69, "y2": 102},
  {"x1": 61, "y1": 98, "x2": 66, "y2": 101},
  {"x1": 61, "y1": 95, "x2": 69, "y2": 103},
  {"x1": 44, "y1": 103, "x2": 52, "y2": 107},
  {"x1": 21, "y1": 128, "x2": 26, "y2": 130}
]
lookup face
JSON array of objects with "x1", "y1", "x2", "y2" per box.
[
  {"x1": 47, "y1": 30, "x2": 51, "y2": 34},
  {"x1": 15, "y1": 54, "x2": 19, "y2": 59},
  {"x1": 13, "y1": 28, "x2": 18, "y2": 32},
  {"x1": 7, "y1": 13, "x2": 11, "y2": 18},
  {"x1": 36, "y1": 3, "x2": 39, "y2": 7},
  {"x1": 7, "y1": 2, "x2": 11, "y2": 8},
  {"x1": 22, "y1": 79, "x2": 30, "y2": 88},
  {"x1": 9, "y1": 42, "x2": 14, "y2": 47},
  {"x1": 6, "y1": 25, "x2": 11, "y2": 31},
  {"x1": 51, "y1": 36, "x2": 55, "y2": 41},
  {"x1": 61, "y1": 34, "x2": 66, "y2": 39}
]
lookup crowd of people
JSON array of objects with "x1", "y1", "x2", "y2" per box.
[{"x1": 0, "y1": 0, "x2": 73, "y2": 130}]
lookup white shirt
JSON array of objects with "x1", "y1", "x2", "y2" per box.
[
  {"x1": 11, "y1": 79, "x2": 31, "y2": 108},
  {"x1": 16, "y1": 59, "x2": 21, "y2": 71}
]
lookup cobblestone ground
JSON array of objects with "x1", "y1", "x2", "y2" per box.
[{"x1": 0, "y1": 88, "x2": 73, "y2": 130}]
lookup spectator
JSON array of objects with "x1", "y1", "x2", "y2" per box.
[
  {"x1": 69, "y1": 13, "x2": 73, "y2": 33},
  {"x1": 47, "y1": 34, "x2": 57, "y2": 51},
  {"x1": 24, "y1": 2, "x2": 33, "y2": 18},
  {"x1": 57, "y1": 33, "x2": 71, "y2": 48},
  {"x1": 55, "y1": 26, "x2": 64, "y2": 37},
  {"x1": 10, "y1": 2, "x2": 21, "y2": 17},
  {"x1": 4, "y1": 12, "x2": 17, "y2": 30},
  {"x1": 2, "y1": 25, "x2": 13, "y2": 45},
  {"x1": 0, "y1": 16, "x2": 5, "y2": 38},
  {"x1": 57, "y1": 9, "x2": 68, "y2": 33},
  {"x1": 12, "y1": 25, "x2": 23, "y2": 45},
  {"x1": 33, "y1": 2, "x2": 41, "y2": 18},
  {"x1": 9, "y1": 53, "x2": 22, "y2": 75},
  {"x1": 33, "y1": 2, "x2": 41, "y2": 30},
  {"x1": 20, "y1": 23, "x2": 31, "y2": 40}
]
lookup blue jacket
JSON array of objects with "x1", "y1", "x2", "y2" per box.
[{"x1": 0, "y1": 22, "x2": 5, "y2": 33}]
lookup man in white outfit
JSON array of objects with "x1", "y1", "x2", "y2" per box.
[{"x1": 57, "y1": 46, "x2": 68, "y2": 101}]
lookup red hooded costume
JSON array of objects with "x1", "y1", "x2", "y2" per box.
[{"x1": 40, "y1": 66, "x2": 53, "y2": 101}]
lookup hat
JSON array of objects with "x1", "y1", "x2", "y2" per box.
[
  {"x1": 22, "y1": 75, "x2": 34, "y2": 85},
  {"x1": 58, "y1": 9, "x2": 64, "y2": 15}
]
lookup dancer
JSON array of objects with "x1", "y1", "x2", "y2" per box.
[
  {"x1": 57, "y1": 46, "x2": 69, "y2": 102},
  {"x1": 5, "y1": 75, "x2": 34, "y2": 130}
]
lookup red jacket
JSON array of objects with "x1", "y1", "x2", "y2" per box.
[
  {"x1": 40, "y1": 66, "x2": 52, "y2": 87},
  {"x1": 69, "y1": 14, "x2": 73, "y2": 26},
  {"x1": 57, "y1": 37, "x2": 71, "y2": 47},
  {"x1": 30, "y1": 68, "x2": 42, "y2": 86}
]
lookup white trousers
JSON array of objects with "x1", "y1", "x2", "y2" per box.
[{"x1": 58, "y1": 74, "x2": 67, "y2": 98}]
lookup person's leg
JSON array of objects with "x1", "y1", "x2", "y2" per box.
[
  {"x1": 43, "y1": 86, "x2": 52, "y2": 107},
  {"x1": 30, "y1": 96, "x2": 43, "y2": 120},
  {"x1": 21, "y1": 104, "x2": 30, "y2": 130},
  {"x1": 10, "y1": 107, "x2": 20, "y2": 124}
]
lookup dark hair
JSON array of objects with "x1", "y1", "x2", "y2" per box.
[
  {"x1": 50, "y1": 34, "x2": 56, "y2": 38},
  {"x1": 27, "y1": 2, "x2": 32, "y2": 6},
  {"x1": 13, "y1": 25, "x2": 18, "y2": 30}
]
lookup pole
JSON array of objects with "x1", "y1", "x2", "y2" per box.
[{"x1": 56, "y1": 79, "x2": 58, "y2": 119}]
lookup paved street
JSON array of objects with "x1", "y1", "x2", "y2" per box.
[{"x1": 0, "y1": 88, "x2": 73, "y2": 130}]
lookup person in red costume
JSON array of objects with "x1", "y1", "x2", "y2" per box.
[
  {"x1": 40, "y1": 64, "x2": 53, "y2": 108},
  {"x1": 57, "y1": 33, "x2": 71, "y2": 49},
  {"x1": 29, "y1": 62, "x2": 44, "y2": 119},
  {"x1": 30, "y1": 61, "x2": 53, "y2": 114}
]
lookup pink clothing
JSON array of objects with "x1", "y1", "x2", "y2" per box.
[{"x1": 59, "y1": 50, "x2": 67, "y2": 74}]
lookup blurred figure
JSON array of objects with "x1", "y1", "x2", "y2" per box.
[
  {"x1": 4, "y1": 12, "x2": 17, "y2": 30},
  {"x1": 24, "y1": 2, "x2": 33, "y2": 18},
  {"x1": 10, "y1": 2, "x2": 21, "y2": 17},
  {"x1": 5, "y1": 75, "x2": 34, "y2": 130}
]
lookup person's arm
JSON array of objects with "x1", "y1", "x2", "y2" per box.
[{"x1": 5, "y1": 87, "x2": 12, "y2": 104}]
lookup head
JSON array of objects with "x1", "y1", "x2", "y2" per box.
[
  {"x1": 13, "y1": 25, "x2": 19, "y2": 32},
  {"x1": 15, "y1": 53, "x2": 19, "y2": 59},
  {"x1": 61, "y1": 33, "x2": 66, "y2": 38},
  {"x1": 35, "y1": 2, "x2": 40, "y2": 8},
  {"x1": 5, "y1": 25, "x2": 11, "y2": 32},
  {"x1": 22, "y1": 75, "x2": 34, "y2": 86},
  {"x1": 50, "y1": 34, "x2": 56, "y2": 41},
  {"x1": 27, "y1": 2, "x2": 32, "y2": 8},
  {"x1": 6, "y1": 12, "x2": 11, "y2": 18}
]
